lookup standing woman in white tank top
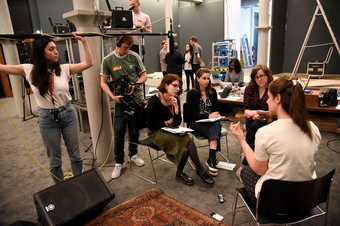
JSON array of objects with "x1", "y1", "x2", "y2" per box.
[{"x1": 0, "y1": 33, "x2": 93, "y2": 183}]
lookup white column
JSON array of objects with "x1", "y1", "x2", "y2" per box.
[
  {"x1": 165, "y1": 0, "x2": 173, "y2": 33},
  {"x1": 224, "y1": 0, "x2": 241, "y2": 57},
  {"x1": 0, "y1": 0, "x2": 25, "y2": 118},
  {"x1": 257, "y1": 0, "x2": 271, "y2": 66},
  {"x1": 64, "y1": 2, "x2": 113, "y2": 164},
  {"x1": 164, "y1": 0, "x2": 173, "y2": 49}
]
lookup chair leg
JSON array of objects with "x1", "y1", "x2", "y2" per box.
[
  {"x1": 132, "y1": 147, "x2": 157, "y2": 185},
  {"x1": 225, "y1": 133, "x2": 230, "y2": 161},
  {"x1": 231, "y1": 191, "x2": 239, "y2": 226},
  {"x1": 188, "y1": 159, "x2": 196, "y2": 170},
  {"x1": 218, "y1": 134, "x2": 231, "y2": 162}
]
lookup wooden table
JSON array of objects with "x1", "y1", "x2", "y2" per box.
[{"x1": 218, "y1": 93, "x2": 340, "y2": 133}]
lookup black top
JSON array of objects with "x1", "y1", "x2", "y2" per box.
[
  {"x1": 185, "y1": 88, "x2": 219, "y2": 123},
  {"x1": 165, "y1": 50, "x2": 184, "y2": 75},
  {"x1": 146, "y1": 94, "x2": 182, "y2": 131},
  {"x1": 243, "y1": 85, "x2": 268, "y2": 111}
]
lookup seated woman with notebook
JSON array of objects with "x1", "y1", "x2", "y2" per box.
[
  {"x1": 185, "y1": 68, "x2": 222, "y2": 176},
  {"x1": 146, "y1": 74, "x2": 214, "y2": 186},
  {"x1": 242, "y1": 65, "x2": 273, "y2": 165}
]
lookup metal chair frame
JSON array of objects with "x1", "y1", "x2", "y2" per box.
[{"x1": 231, "y1": 169, "x2": 335, "y2": 226}]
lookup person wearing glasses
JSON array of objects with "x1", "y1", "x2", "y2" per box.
[
  {"x1": 242, "y1": 65, "x2": 273, "y2": 165},
  {"x1": 185, "y1": 68, "x2": 221, "y2": 176},
  {"x1": 0, "y1": 33, "x2": 93, "y2": 183},
  {"x1": 230, "y1": 77, "x2": 321, "y2": 205},
  {"x1": 146, "y1": 74, "x2": 214, "y2": 186}
]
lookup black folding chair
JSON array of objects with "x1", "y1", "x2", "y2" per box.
[{"x1": 231, "y1": 169, "x2": 335, "y2": 226}]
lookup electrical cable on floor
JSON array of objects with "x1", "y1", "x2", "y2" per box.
[
  {"x1": 326, "y1": 135, "x2": 340, "y2": 154},
  {"x1": 91, "y1": 90, "x2": 104, "y2": 168}
]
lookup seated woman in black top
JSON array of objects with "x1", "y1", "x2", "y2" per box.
[
  {"x1": 185, "y1": 68, "x2": 221, "y2": 176},
  {"x1": 146, "y1": 74, "x2": 214, "y2": 185},
  {"x1": 243, "y1": 65, "x2": 273, "y2": 164}
]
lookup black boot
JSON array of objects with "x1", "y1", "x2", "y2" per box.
[
  {"x1": 197, "y1": 168, "x2": 215, "y2": 185},
  {"x1": 176, "y1": 172, "x2": 194, "y2": 185},
  {"x1": 176, "y1": 152, "x2": 194, "y2": 186},
  {"x1": 206, "y1": 149, "x2": 218, "y2": 176}
]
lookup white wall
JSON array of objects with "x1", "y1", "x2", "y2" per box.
[{"x1": 224, "y1": 0, "x2": 241, "y2": 56}]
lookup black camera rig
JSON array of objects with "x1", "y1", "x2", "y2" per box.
[{"x1": 108, "y1": 74, "x2": 143, "y2": 116}]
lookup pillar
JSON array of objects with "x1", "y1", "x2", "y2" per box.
[{"x1": 64, "y1": 2, "x2": 113, "y2": 164}]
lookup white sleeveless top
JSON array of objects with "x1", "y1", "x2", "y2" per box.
[{"x1": 22, "y1": 64, "x2": 72, "y2": 109}]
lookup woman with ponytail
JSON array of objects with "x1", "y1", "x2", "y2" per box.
[
  {"x1": 0, "y1": 33, "x2": 93, "y2": 183},
  {"x1": 230, "y1": 77, "x2": 321, "y2": 205}
]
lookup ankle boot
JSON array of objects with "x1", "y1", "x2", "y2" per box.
[
  {"x1": 176, "y1": 171, "x2": 194, "y2": 185},
  {"x1": 197, "y1": 169, "x2": 215, "y2": 185}
]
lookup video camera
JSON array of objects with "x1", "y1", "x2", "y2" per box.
[{"x1": 109, "y1": 74, "x2": 142, "y2": 116}]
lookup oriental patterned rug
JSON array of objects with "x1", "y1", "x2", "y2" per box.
[{"x1": 86, "y1": 188, "x2": 228, "y2": 226}]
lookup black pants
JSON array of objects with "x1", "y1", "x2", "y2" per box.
[
  {"x1": 243, "y1": 119, "x2": 266, "y2": 165},
  {"x1": 114, "y1": 104, "x2": 139, "y2": 164},
  {"x1": 192, "y1": 64, "x2": 200, "y2": 76},
  {"x1": 184, "y1": 70, "x2": 194, "y2": 90}
]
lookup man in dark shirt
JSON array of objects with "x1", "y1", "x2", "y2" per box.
[{"x1": 165, "y1": 42, "x2": 184, "y2": 77}]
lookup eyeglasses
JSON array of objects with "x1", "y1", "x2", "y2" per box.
[
  {"x1": 255, "y1": 74, "x2": 267, "y2": 80},
  {"x1": 170, "y1": 83, "x2": 180, "y2": 88}
]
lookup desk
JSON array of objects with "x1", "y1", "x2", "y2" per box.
[{"x1": 218, "y1": 94, "x2": 340, "y2": 133}]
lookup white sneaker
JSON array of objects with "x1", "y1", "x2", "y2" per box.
[
  {"x1": 111, "y1": 163, "x2": 123, "y2": 179},
  {"x1": 131, "y1": 155, "x2": 145, "y2": 167}
]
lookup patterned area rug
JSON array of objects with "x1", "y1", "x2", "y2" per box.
[{"x1": 86, "y1": 188, "x2": 228, "y2": 226}]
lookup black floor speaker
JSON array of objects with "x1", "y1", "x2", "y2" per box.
[{"x1": 33, "y1": 168, "x2": 115, "y2": 226}]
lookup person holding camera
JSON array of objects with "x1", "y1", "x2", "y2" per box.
[
  {"x1": 100, "y1": 36, "x2": 147, "y2": 179},
  {"x1": 0, "y1": 33, "x2": 93, "y2": 183},
  {"x1": 146, "y1": 74, "x2": 214, "y2": 186}
]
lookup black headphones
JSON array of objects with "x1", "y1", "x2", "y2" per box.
[{"x1": 116, "y1": 36, "x2": 124, "y2": 47}]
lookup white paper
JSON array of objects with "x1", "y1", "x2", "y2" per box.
[
  {"x1": 161, "y1": 127, "x2": 194, "y2": 134},
  {"x1": 216, "y1": 161, "x2": 236, "y2": 171},
  {"x1": 196, "y1": 116, "x2": 223, "y2": 123},
  {"x1": 225, "y1": 96, "x2": 242, "y2": 101}
]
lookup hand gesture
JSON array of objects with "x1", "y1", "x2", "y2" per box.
[
  {"x1": 72, "y1": 32, "x2": 86, "y2": 44},
  {"x1": 230, "y1": 122, "x2": 245, "y2": 141},
  {"x1": 245, "y1": 109, "x2": 259, "y2": 120},
  {"x1": 165, "y1": 118, "x2": 174, "y2": 127},
  {"x1": 112, "y1": 95, "x2": 123, "y2": 103},
  {"x1": 209, "y1": 112, "x2": 220, "y2": 119},
  {"x1": 169, "y1": 96, "x2": 178, "y2": 107}
]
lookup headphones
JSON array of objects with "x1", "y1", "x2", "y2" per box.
[
  {"x1": 116, "y1": 36, "x2": 133, "y2": 48},
  {"x1": 116, "y1": 36, "x2": 124, "y2": 47}
]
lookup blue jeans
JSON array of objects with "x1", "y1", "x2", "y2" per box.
[
  {"x1": 114, "y1": 104, "x2": 139, "y2": 164},
  {"x1": 38, "y1": 104, "x2": 82, "y2": 183},
  {"x1": 188, "y1": 121, "x2": 222, "y2": 150}
]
